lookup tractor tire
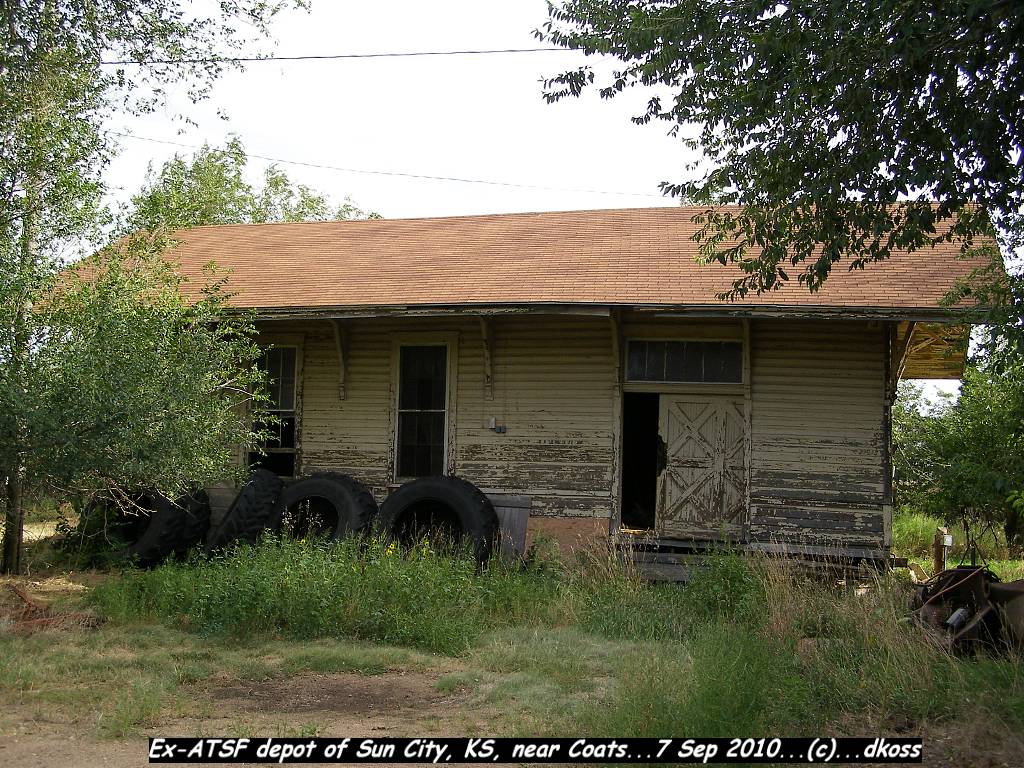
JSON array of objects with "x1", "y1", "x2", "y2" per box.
[
  {"x1": 377, "y1": 476, "x2": 497, "y2": 564},
  {"x1": 203, "y1": 469, "x2": 283, "y2": 554},
  {"x1": 269, "y1": 472, "x2": 377, "y2": 541},
  {"x1": 172, "y1": 489, "x2": 212, "y2": 558},
  {"x1": 111, "y1": 492, "x2": 182, "y2": 568}
]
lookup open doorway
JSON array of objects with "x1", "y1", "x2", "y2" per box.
[{"x1": 621, "y1": 392, "x2": 660, "y2": 530}]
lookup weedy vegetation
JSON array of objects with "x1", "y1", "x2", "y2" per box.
[
  {"x1": 2, "y1": 532, "x2": 1021, "y2": 763},
  {"x1": 81, "y1": 537, "x2": 1024, "y2": 745}
]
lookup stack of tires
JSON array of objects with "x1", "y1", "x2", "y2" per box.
[
  {"x1": 113, "y1": 471, "x2": 498, "y2": 568},
  {"x1": 105, "y1": 489, "x2": 211, "y2": 568}
]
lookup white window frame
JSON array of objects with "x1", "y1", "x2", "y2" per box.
[
  {"x1": 251, "y1": 334, "x2": 304, "y2": 477},
  {"x1": 390, "y1": 333, "x2": 459, "y2": 483}
]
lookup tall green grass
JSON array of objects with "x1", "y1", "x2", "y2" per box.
[
  {"x1": 90, "y1": 537, "x2": 1024, "y2": 741},
  {"x1": 571, "y1": 561, "x2": 1023, "y2": 742},
  {"x1": 92, "y1": 536, "x2": 565, "y2": 654},
  {"x1": 893, "y1": 508, "x2": 1011, "y2": 560}
]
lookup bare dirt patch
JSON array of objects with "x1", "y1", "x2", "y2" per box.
[
  {"x1": 0, "y1": 668, "x2": 497, "y2": 768},
  {"x1": 210, "y1": 670, "x2": 462, "y2": 720}
]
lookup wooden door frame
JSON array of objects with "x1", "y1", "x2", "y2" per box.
[
  {"x1": 612, "y1": 320, "x2": 753, "y2": 539},
  {"x1": 254, "y1": 331, "x2": 306, "y2": 478}
]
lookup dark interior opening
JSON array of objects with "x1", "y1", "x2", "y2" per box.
[
  {"x1": 279, "y1": 496, "x2": 339, "y2": 539},
  {"x1": 248, "y1": 450, "x2": 295, "y2": 477},
  {"x1": 393, "y1": 499, "x2": 464, "y2": 549},
  {"x1": 621, "y1": 392, "x2": 659, "y2": 530}
]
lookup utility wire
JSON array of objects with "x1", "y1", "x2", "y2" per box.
[
  {"x1": 100, "y1": 48, "x2": 578, "y2": 66},
  {"x1": 109, "y1": 131, "x2": 666, "y2": 199}
]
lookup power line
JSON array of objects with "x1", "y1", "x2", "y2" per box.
[
  {"x1": 100, "y1": 48, "x2": 578, "y2": 66},
  {"x1": 108, "y1": 131, "x2": 666, "y2": 199}
]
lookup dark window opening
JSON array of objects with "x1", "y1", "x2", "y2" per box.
[
  {"x1": 248, "y1": 346, "x2": 298, "y2": 477},
  {"x1": 396, "y1": 346, "x2": 448, "y2": 478},
  {"x1": 621, "y1": 392, "x2": 660, "y2": 530},
  {"x1": 627, "y1": 340, "x2": 742, "y2": 383},
  {"x1": 250, "y1": 450, "x2": 295, "y2": 477}
]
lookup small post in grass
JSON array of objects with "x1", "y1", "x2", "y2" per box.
[{"x1": 932, "y1": 526, "x2": 951, "y2": 575}]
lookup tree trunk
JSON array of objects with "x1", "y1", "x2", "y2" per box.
[
  {"x1": 1, "y1": 471, "x2": 24, "y2": 574},
  {"x1": 1, "y1": 148, "x2": 39, "y2": 576}
]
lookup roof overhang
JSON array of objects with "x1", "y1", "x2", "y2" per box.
[
  {"x1": 242, "y1": 301, "x2": 975, "y2": 381},
  {"x1": 237, "y1": 301, "x2": 982, "y2": 324},
  {"x1": 892, "y1": 321, "x2": 971, "y2": 380}
]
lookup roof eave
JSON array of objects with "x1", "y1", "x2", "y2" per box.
[{"x1": 228, "y1": 302, "x2": 983, "y2": 324}]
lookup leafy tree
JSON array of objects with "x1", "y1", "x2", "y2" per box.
[
  {"x1": 17, "y1": 235, "x2": 266, "y2": 504},
  {"x1": 946, "y1": 259, "x2": 1024, "y2": 374},
  {"x1": 893, "y1": 369, "x2": 1024, "y2": 556},
  {"x1": 124, "y1": 136, "x2": 379, "y2": 231},
  {"x1": 537, "y1": 1, "x2": 1019, "y2": 296},
  {"x1": 0, "y1": 1, "x2": 301, "y2": 573}
]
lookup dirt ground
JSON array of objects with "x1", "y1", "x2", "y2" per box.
[
  {"x1": 2, "y1": 671, "x2": 1022, "y2": 768},
  {"x1": 0, "y1": 572, "x2": 494, "y2": 767},
  {"x1": 2, "y1": 531, "x2": 1022, "y2": 768},
  {"x1": 0, "y1": 664, "x2": 494, "y2": 768}
]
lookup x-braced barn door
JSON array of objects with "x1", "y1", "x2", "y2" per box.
[{"x1": 656, "y1": 395, "x2": 747, "y2": 539}]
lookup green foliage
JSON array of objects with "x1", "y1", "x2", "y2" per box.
[
  {"x1": 893, "y1": 370, "x2": 1024, "y2": 551},
  {"x1": 124, "y1": 136, "x2": 379, "y2": 231},
  {"x1": 30, "y1": 548, "x2": 1024, "y2": 744},
  {"x1": 94, "y1": 538, "x2": 767, "y2": 653},
  {"x1": 53, "y1": 498, "x2": 128, "y2": 570},
  {"x1": 92, "y1": 536, "x2": 564, "y2": 654},
  {"x1": 892, "y1": 508, "x2": 1010, "y2": 561},
  {"x1": 571, "y1": 565, "x2": 1022, "y2": 741},
  {"x1": 538, "y1": 2, "x2": 1019, "y2": 295},
  {"x1": 678, "y1": 551, "x2": 766, "y2": 624},
  {"x1": 28, "y1": 237, "x2": 265, "y2": 497},
  {"x1": 1, "y1": 1, "x2": 300, "y2": 572}
]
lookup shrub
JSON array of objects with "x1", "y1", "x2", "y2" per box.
[{"x1": 679, "y1": 550, "x2": 766, "y2": 625}]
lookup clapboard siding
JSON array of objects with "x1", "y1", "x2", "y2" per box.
[
  {"x1": 454, "y1": 316, "x2": 615, "y2": 517},
  {"x1": 252, "y1": 315, "x2": 891, "y2": 546},
  {"x1": 288, "y1": 315, "x2": 617, "y2": 518},
  {"x1": 749, "y1": 319, "x2": 886, "y2": 546},
  {"x1": 299, "y1": 319, "x2": 394, "y2": 491}
]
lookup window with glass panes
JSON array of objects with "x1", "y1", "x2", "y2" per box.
[
  {"x1": 626, "y1": 340, "x2": 743, "y2": 383},
  {"x1": 396, "y1": 345, "x2": 448, "y2": 478},
  {"x1": 248, "y1": 347, "x2": 298, "y2": 476}
]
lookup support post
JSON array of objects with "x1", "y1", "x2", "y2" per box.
[{"x1": 742, "y1": 318, "x2": 752, "y2": 543}]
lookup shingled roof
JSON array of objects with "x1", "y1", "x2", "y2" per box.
[{"x1": 164, "y1": 207, "x2": 987, "y2": 319}]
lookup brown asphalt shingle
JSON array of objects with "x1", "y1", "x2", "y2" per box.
[{"x1": 163, "y1": 207, "x2": 989, "y2": 314}]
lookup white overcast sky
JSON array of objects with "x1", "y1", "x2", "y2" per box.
[{"x1": 105, "y1": 0, "x2": 685, "y2": 219}]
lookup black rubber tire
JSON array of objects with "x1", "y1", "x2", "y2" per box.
[
  {"x1": 269, "y1": 472, "x2": 377, "y2": 541},
  {"x1": 111, "y1": 492, "x2": 182, "y2": 568},
  {"x1": 172, "y1": 489, "x2": 212, "y2": 558},
  {"x1": 376, "y1": 476, "x2": 498, "y2": 563},
  {"x1": 203, "y1": 469, "x2": 283, "y2": 554}
]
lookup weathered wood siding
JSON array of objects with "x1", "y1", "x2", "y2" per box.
[
  {"x1": 281, "y1": 315, "x2": 617, "y2": 520},
  {"x1": 748, "y1": 319, "x2": 886, "y2": 547},
  {"x1": 250, "y1": 315, "x2": 889, "y2": 546},
  {"x1": 454, "y1": 316, "x2": 616, "y2": 518}
]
